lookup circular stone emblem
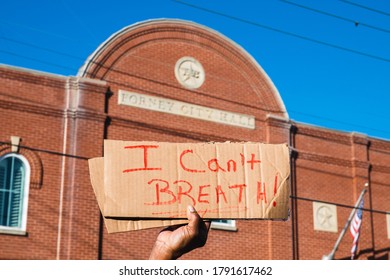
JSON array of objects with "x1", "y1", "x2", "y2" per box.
[
  {"x1": 174, "y1": 57, "x2": 205, "y2": 89},
  {"x1": 316, "y1": 205, "x2": 334, "y2": 229}
]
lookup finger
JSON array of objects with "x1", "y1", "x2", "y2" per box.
[
  {"x1": 204, "y1": 220, "x2": 211, "y2": 231},
  {"x1": 187, "y1": 205, "x2": 201, "y2": 231}
]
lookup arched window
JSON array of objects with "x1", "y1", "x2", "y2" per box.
[{"x1": 0, "y1": 153, "x2": 30, "y2": 234}]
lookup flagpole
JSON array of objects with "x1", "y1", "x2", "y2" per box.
[{"x1": 322, "y1": 184, "x2": 368, "y2": 260}]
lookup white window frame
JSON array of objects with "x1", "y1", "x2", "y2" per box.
[
  {"x1": 211, "y1": 219, "x2": 237, "y2": 231},
  {"x1": 0, "y1": 153, "x2": 30, "y2": 235}
]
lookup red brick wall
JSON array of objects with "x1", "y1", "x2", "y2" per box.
[
  {"x1": 292, "y1": 124, "x2": 390, "y2": 260},
  {"x1": 0, "y1": 66, "x2": 107, "y2": 259},
  {"x1": 0, "y1": 66, "x2": 68, "y2": 259}
]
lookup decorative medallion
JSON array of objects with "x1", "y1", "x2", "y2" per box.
[
  {"x1": 175, "y1": 57, "x2": 205, "y2": 89},
  {"x1": 313, "y1": 202, "x2": 338, "y2": 233}
]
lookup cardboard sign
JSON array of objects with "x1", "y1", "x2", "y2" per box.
[
  {"x1": 88, "y1": 157, "x2": 188, "y2": 233},
  {"x1": 103, "y1": 140, "x2": 290, "y2": 220}
]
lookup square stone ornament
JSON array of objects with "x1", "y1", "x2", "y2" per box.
[{"x1": 313, "y1": 202, "x2": 338, "y2": 233}]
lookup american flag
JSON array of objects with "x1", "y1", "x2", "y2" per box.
[{"x1": 350, "y1": 198, "x2": 364, "y2": 259}]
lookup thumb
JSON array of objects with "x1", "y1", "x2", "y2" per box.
[{"x1": 187, "y1": 205, "x2": 201, "y2": 230}]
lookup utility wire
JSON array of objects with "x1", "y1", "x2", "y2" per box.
[
  {"x1": 0, "y1": 35, "x2": 282, "y2": 89},
  {"x1": 290, "y1": 195, "x2": 389, "y2": 215},
  {"x1": 0, "y1": 19, "x2": 96, "y2": 46},
  {"x1": 339, "y1": 0, "x2": 390, "y2": 17},
  {"x1": 0, "y1": 142, "x2": 388, "y2": 215},
  {"x1": 2, "y1": 34, "x2": 390, "y2": 136},
  {"x1": 0, "y1": 141, "x2": 88, "y2": 160},
  {"x1": 172, "y1": 0, "x2": 390, "y2": 63},
  {"x1": 289, "y1": 109, "x2": 390, "y2": 135},
  {"x1": 60, "y1": 0, "x2": 98, "y2": 42},
  {"x1": 1, "y1": 15, "x2": 390, "y2": 135},
  {"x1": 0, "y1": 36, "x2": 82, "y2": 61},
  {"x1": 280, "y1": 0, "x2": 390, "y2": 33},
  {"x1": 2, "y1": 3, "x2": 390, "y2": 64},
  {"x1": 0, "y1": 49, "x2": 77, "y2": 72}
]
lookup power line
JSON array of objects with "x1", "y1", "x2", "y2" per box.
[
  {"x1": 280, "y1": 0, "x2": 390, "y2": 33},
  {"x1": 0, "y1": 142, "x2": 388, "y2": 216},
  {"x1": 60, "y1": 0, "x2": 98, "y2": 42},
  {"x1": 2, "y1": 3, "x2": 390, "y2": 65},
  {"x1": 339, "y1": 0, "x2": 390, "y2": 17},
  {"x1": 172, "y1": 0, "x2": 390, "y2": 63},
  {"x1": 0, "y1": 141, "x2": 88, "y2": 160},
  {"x1": 289, "y1": 109, "x2": 390, "y2": 135},
  {"x1": 0, "y1": 36, "x2": 82, "y2": 61},
  {"x1": 0, "y1": 49, "x2": 77, "y2": 72},
  {"x1": 1, "y1": 18, "x2": 390, "y2": 137},
  {"x1": 0, "y1": 19, "x2": 96, "y2": 46},
  {"x1": 1, "y1": 34, "x2": 390, "y2": 137},
  {"x1": 0, "y1": 35, "x2": 281, "y2": 90},
  {"x1": 290, "y1": 195, "x2": 389, "y2": 216}
]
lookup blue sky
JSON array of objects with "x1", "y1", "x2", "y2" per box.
[{"x1": 1, "y1": 0, "x2": 389, "y2": 140}]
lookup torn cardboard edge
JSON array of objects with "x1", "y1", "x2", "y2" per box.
[{"x1": 101, "y1": 140, "x2": 291, "y2": 221}]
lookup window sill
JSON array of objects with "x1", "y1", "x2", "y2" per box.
[
  {"x1": 210, "y1": 222, "x2": 237, "y2": 232},
  {"x1": 0, "y1": 227, "x2": 27, "y2": 236}
]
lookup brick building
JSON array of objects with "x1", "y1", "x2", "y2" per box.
[{"x1": 0, "y1": 19, "x2": 389, "y2": 260}]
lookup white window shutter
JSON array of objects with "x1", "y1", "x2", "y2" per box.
[
  {"x1": 0, "y1": 162, "x2": 6, "y2": 226},
  {"x1": 10, "y1": 159, "x2": 24, "y2": 227}
]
